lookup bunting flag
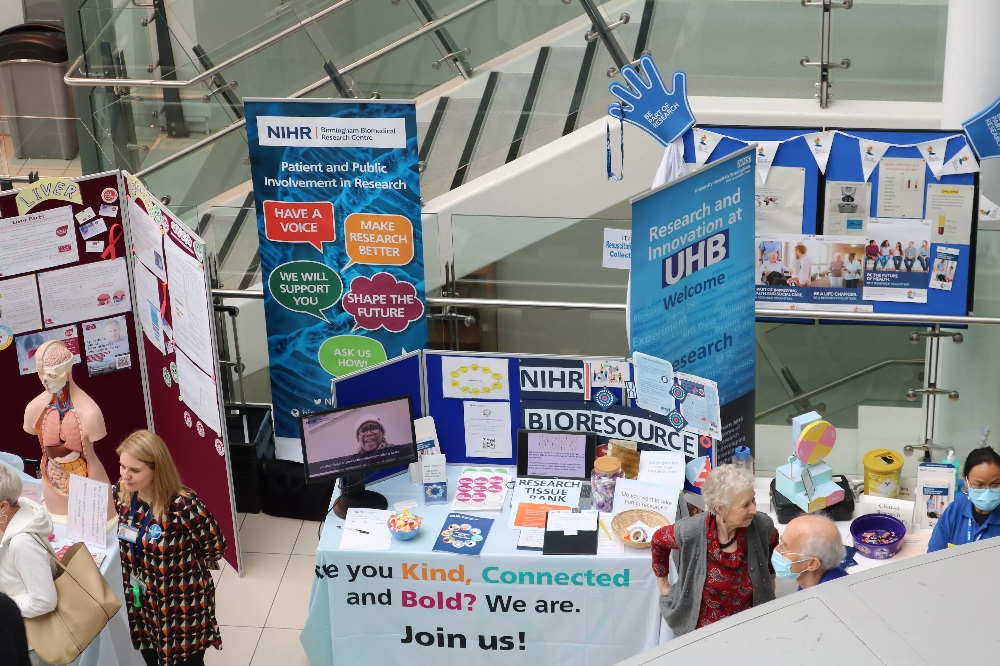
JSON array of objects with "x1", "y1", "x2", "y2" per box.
[
  {"x1": 755, "y1": 141, "x2": 781, "y2": 183},
  {"x1": 916, "y1": 138, "x2": 948, "y2": 179},
  {"x1": 859, "y1": 140, "x2": 891, "y2": 182},
  {"x1": 803, "y1": 131, "x2": 835, "y2": 174},
  {"x1": 938, "y1": 142, "x2": 980, "y2": 177},
  {"x1": 691, "y1": 129, "x2": 725, "y2": 165},
  {"x1": 979, "y1": 194, "x2": 1000, "y2": 222}
]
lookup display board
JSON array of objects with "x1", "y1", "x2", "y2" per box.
[
  {"x1": 245, "y1": 97, "x2": 427, "y2": 458},
  {"x1": 366, "y1": 352, "x2": 714, "y2": 493},
  {"x1": 0, "y1": 172, "x2": 146, "y2": 482},
  {"x1": 684, "y1": 126, "x2": 978, "y2": 319},
  {"x1": 124, "y1": 174, "x2": 240, "y2": 572},
  {"x1": 683, "y1": 126, "x2": 821, "y2": 234}
]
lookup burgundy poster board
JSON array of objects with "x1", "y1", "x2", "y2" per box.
[
  {"x1": 123, "y1": 174, "x2": 240, "y2": 572},
  {"x1": 0, "y1": 171, "x2": 147, "y2": 484}
]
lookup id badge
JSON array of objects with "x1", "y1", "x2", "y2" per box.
[
  {"x1": 129, "y1": 574, "x2": 147, "y2": 595},
  {"x1": 118, "y1": 524, "x2": 139, "y2": 543}
]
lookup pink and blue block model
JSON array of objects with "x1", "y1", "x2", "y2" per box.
[{"x1": 775, "y1": 411, "x2": 845, "y2": 513}]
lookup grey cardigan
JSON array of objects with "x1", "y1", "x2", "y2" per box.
[{"x1": 658, "y1": 512, "x2": 776, "y2": 636}]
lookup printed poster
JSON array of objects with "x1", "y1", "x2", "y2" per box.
[
  {"x1": 37, "y1": 257, "x2": 132, "y2": 327},
  {"x1": 862, "y1": 218, "x2": 932, "y2": 303},
  {"x1": 925, "y1": 183, "x2": 975, "y2": 245},
  {"x1": 754, "y1": 166, "x2": 805, "y2": 235},
  {"x1": 755, "y1": 234, "x2": 871, "y2": 312},
  {"x1": 245, "y1": 98, "x2": 426, "y2": 445},
  {"x1": 15, "y1": 326, "x2": 80, "y2": 375},
  {"x1": 824, "y1": 181, "x2": 870, "y2": 236},
  {"x1": 81, "y1": 315, "x2": 131, "y2": 376},
  {"x1": 0, "y1": 274, "x2": 42, "y2": 334},
  {"x1": 876, "y1": 158, "x2": 926, "y2": 219},
  {"x1": 0, "y1": 205, "x2": 78, "y2": 278},
  {"x1": 929, "y1": 246, "x2": 960, "y2": 291},
  {"x1": 442, "y1": 355, "x2": 510, "y2": 400}
]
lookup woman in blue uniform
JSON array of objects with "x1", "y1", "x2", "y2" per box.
[{"x1": 928, "y1": 447, "x2": 1000, "y2": 552}]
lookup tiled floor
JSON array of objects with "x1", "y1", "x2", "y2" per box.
[
  {"x1": 1, "y1": 134, "x2": 83, "y2": 178},
  {"x1": 206, "y1": 512, "x2": 319, "y2": 666}
]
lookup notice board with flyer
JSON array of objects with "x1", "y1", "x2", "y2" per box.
[{"x1": 684, "y1": 126, "x2": 979, "y2": 320}]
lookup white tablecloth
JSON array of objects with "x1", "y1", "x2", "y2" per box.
[{"x1": 300, "y1": 468, "x2": 662, "y2": 666}]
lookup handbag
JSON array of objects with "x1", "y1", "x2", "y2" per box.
[{"x1": 22, "y1": 537, "x2": 122, "y2": 665}]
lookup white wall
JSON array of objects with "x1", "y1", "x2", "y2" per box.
[{"x1": 0, "y1": 0, "x2": 25, "y2": 32}]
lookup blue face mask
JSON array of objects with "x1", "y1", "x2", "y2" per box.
[
  {"x1": 968, "y1": 487, "x2": 1000, "y2": 512},
  {"x1": 771, "y1": 551, "x2": 812, "y2": 579}
]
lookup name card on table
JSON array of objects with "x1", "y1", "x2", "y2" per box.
[
  {"x1": 860, "y1": 494, "x2": 916, "y2": 525},
  {"x1": 612, "y1": 478, "x2": 680, "y2": 521}
]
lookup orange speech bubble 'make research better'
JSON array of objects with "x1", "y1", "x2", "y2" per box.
[{"x1": 344, "y1": 213, "x2": 413, "y2": 268}]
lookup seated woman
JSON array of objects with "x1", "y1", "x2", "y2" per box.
[
  {"x1": 651, "y1": 465, "x2": 778, "y2": 637},
  {"x1": 0, "y1": 465, "x2": 58, "y2": 662},
  {"x1": 928, "y1": 447, "x2": 1000, "y2": 551}
]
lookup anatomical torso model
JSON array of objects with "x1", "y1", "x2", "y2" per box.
[{"x1": 22, "y1": 340, "x2": 114, "y2": 517}]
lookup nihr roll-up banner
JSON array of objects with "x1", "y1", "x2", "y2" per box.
[
  {"x1": 245, "y1": 98, "x2": 427, "y2": 448},
  {"x1": 629, "y1": 146, "x2": 756, "y2": 463}
]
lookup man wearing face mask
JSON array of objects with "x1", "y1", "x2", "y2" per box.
[
  {"x1": 772, "y1": 514, "x2": 847, "y2": 589},
  {"x1": 928, "y1": 447, "x2": 1000, "y2": 552}
]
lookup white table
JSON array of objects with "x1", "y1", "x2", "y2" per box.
[{"x1": 300, "y1": 467, "x2": 662, "y2": 666}]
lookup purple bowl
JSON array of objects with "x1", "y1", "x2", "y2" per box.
[{"x1": 850, "y1": 513, "x2": 906, "y2": 559}]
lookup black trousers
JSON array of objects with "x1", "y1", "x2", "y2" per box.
[{"x1": 140, "y1": 649, "x2": 205, "y2": 666}]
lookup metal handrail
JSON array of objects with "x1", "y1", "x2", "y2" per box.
[
  {"x1": 208, "y1": 289, "x2": 1000, "y2": 327},
  {"x1": 755, "y1": 358, "x2": 924, "y2": 420},
  {"x1": 65, "y1": 0, "x2": 362, "y2": 88},
  {"x1": 136, "y1": 0, "x2": 495, "y2": 178}
]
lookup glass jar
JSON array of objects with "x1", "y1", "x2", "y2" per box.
[{"x1": 592, "y1": 456, "x2": 624, "y2": 512}]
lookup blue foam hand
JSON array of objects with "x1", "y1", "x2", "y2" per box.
[{"x1": 608, "y1": 55, "x2": 695, "y2": 147}]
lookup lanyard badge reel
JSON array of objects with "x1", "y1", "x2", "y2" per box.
[{"x1": 607, "y1": 104, "x2": 625, "y2": 181}]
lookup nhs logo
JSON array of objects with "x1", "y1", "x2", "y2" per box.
[
  {"x1": 737, "y1": 155, "x2": 752, "y2": 168},
  {"x1": 662, "y1": 230, "x2": 728, "y2": 286}
]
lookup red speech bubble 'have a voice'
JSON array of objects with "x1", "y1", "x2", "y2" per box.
[{"x1": 263, "y1": 200, "x2": 336, "y2": 251}]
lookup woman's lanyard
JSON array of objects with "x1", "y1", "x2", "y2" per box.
[
  {"x1": 130, "y1": 494, "x2": 155, "y2": 558},
  {"x1": 967, "y1": 517, "x2": 986, "y2": 544}
]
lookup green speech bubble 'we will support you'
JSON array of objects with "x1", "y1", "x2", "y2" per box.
[{"x1": 268, "y1": 260, "x2": 344, "y2": 322}]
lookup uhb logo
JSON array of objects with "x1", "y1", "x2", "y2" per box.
[{"x1": 662, "y1": 230, "x2": 729, "y2": 287}]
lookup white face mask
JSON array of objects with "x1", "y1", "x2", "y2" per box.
[{"x1": 42, "y1": 357, "x2": 74, "y2": 393}]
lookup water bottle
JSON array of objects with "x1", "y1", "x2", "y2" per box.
[{"x1": 733, "y1": 446, "x2": 754, "y2": 475}]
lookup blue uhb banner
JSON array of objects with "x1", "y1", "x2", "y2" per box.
[
  {"x1": 629, "y1": 146, "x2": 756, "y2": 463},
  {"x1": 245, "y1": 98, "x2": 427, "y2": 446}
]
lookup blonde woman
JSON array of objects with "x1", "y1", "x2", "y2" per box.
[{"x1": 115, "y1": 430, "x2": 225, "y2": 666}]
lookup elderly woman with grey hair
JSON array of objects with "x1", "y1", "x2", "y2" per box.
[
  {"x1": 651, "y1": 464, "x2": 778, "y2": 636},
  {"x1": 0, "y1": 465, "x2": 57, "y2": 621}
]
